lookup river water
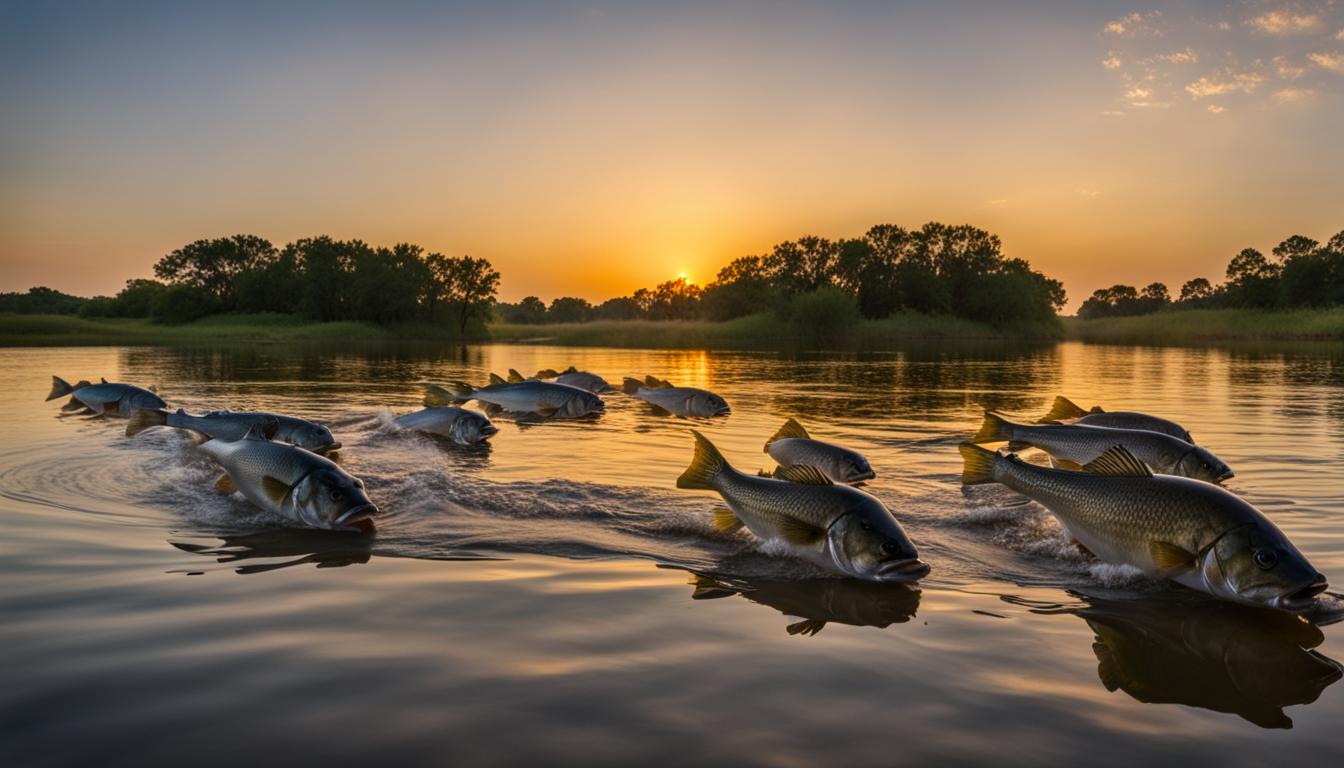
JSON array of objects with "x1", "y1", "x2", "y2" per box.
[{"x1": 3, "y1": 341, "x2": 1343, "y2": 765}]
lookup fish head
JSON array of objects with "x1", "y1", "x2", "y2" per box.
[
  {"x1": 1178, "y1": 446, "x2": 1234, "y2": 483},
  {"x1": 562, "y1": 391, "x2": 605, "y2": 417},
  {"x1": 826, "y1": 498, "x2": 929, "y2": 583},
  {"x1": 838, "y1": 455, "x2": 876, "y2": 483},
  {"x1": 292, "y1": 423, "x2": 341, "y2": 454},
  {"x1": 1201, "y1": 524, "x2": 1327, "y2": 613},
  {"x1": 690, "y1": 392, "x2": 731, "y2": 417},
  {"x1": 289, "y1": 468, "x2": 378, "y2": 532},
  {"x1": 130, "y1": 391, "x2": 167, "y2": 410},
  {"x1": 451, "y1": 412, "x2": 497, "y2": 444}
]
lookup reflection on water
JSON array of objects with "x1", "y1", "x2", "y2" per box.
[
  {"x1": 5, "y1": 341, "x2": 1344, "y2": 765},
  {"x1": 684, "y1": 569, "x2": 921, "y2": 636},
  {"x1": 1023, "y1": 593, "x2": 1343, "y2": 729}
]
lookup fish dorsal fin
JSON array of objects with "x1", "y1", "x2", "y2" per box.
[
  {"x1": 1150, "y1": 541, "x2": 1197, "y2": 571},
  {"x1": 100, "y1": 377, "x2": 108, "y2": 384},
  {"x1": 766, "y1": 418, "x2": 810, "y2": 447},
  {"x1": 1082, "y1": 446, "x2": 1152, "y2": 478},
  {"x1": 1039, "y1": 395, "x2": 1090, "y2": 423},
  {"x1": 176, "y1": 408, "x2": 187, "y2": 415},
  {"x1": 644, "y1": 375, "x2": 668, "y2": 388},
  {"x1": 774, "y1": 515, "x2": 826, "y2": 546},
  {"x1": 507, "y1": 369, "x2": 525, "y2": 383},
  {"x1": 260, "y1": 476, "x2": 291, "y2": 505},
  {"x1": 711, "y1": 506, "x2": 743, "y2": 533},
  {"x1": 488, "y1": 372, "x2": 507, "y2": 386},
  {"x1": 786, "y1": 618, "x2": 827, "y2": 636},
  {"x1": 564, "y1": 366, "x2": 578, "y2": 374},
  {"x1": 74, "y1": 380, "x2": 92, "y2": 389},
  {"x1": 536, "y1": 368, "x2": 559, "y2": 379},
  {"x1": 773, "y1": 465, "x2": 833, "y2": 485},
  {"x1": 1090, "y1": 406, "x2": 1105, "y2": 413},
  {"x1": 214, "y1": 474, "x2": 237, "y2": 495}
]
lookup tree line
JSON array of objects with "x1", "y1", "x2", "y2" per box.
[
  {"x1": 63, "y1": 235, "x2": 501, "y2": 331},
  {"x1": 1077, "y1": 230, "x2": 1344, "y2": 319},
  {"x1": 497, "y1": 222, "x2": 1066, "y2": 327}
]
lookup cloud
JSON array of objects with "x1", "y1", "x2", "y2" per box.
[
  {"x1": 1104, "y1": 11, "x2": 1162, "y2": 36},
  {"x1": 1309, "y1": 51, "x2": 1344, "y2": 72},
  {"x1": 1075, "y1": 188, "x2": 1102, "y2": 198},
  {"x1": 1103, "y1": 55, "x2": 1123, "y2": 70},
  {"x1": 1185, "y1": 70, "x2": 1266, "y2": 98},
  {"x1": 1247, "y1": 10, "x2": 1321, "y2": 35},
  {"x1": 1275, "y1": 56, "x2": 1307, "y2": 79},
  {"x1": 1155, "y1": 48, "x2": 1197, "y2": 64},
  {"x1": 1337, "y1": 28, "x2": 1344, "y2": 41},
  {"x1": 1206, "y1": 104, "x2": 1227, "y2": 113},
  {"x1": 1273, "y1": 87, "x2": 1316, "y2": 103},
  {"x1": 1101, "y1": 110, "x2": 1127, "y2": 116},
  {"x1": 1104, "y1": 12, "x2": 1142, "y2": 35}
]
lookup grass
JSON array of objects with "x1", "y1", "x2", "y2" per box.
[
  {"x1": 0, "y1": 313, "x2": 478, "y2": 346},
  {"x1": 1065, "y1": 307, "x2": 1344, "y2": 345}
]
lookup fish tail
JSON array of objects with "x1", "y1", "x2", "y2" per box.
[
  {"x1": 125, "y1": 408, "x2": 169, "y2": 437},
  {"x1": 425, "y1": 382, "x2": 473, "y2": 406},
  {"x1": 765, "y1": 418, "x2": 809, "y2": 449},
  {"x1": 46, "y1": 375, "x2": 73, "y2": 401},
  {"x1": 677, "y1": 430, "x2": 730, "y2": 490},
  {"x1": 1039, "y1": 395, "x2": 1088, "y2": 423},
  {"x1": 971, "y1": 411, "x2": 1017, "y2": 444},
  {"x1": 958, "y1": 443, "x2": 1000, "y2": 485},
  {"x1": 622, "y1": 377, "x2": 644, "y2": 394}
]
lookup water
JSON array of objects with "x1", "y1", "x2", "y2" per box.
[{"x1": 3, "y1": 341, "x2": 1343, "y2": 765}]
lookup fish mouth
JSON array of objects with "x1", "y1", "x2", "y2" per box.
[
  {"x1": 479, "y1": 425, "x2": 499, "y2": 437},
  {"x1": 321, "y1": 441, "x2": 343, "y2": 453},
  {"x1": 850, "y1": 469, "x2": 877, "y2": 483},
  {"x1": 714, "y1": 406, "x2": 732, "y2": 416},
  {"x1": 335, "y1": 504, "x2": 378, "y2": 533},
  {"x1": 1275, "y1": 575, "x2": 1329, "y2": 612},
  {"x1": 1217, "y1": 469, "x2": 1235, "y2": 482},
  {"x1": 874, "y1": 558, "x2": 931, "y2": 582}
]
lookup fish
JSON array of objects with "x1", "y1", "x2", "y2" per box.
[
  {"x1": 126, "y1": 408, "x2": 340, "y2": 453},
  {"x1": 971, "y1": 411, "x2": 1232, "y2": 483},
  {"x1": 677, "y1": 430, "x2": 928, "y2": 582},
  {"x1": 764, "y1": 418, "x2": 875, "y2": 484},
  {"x1": 1039, "y1": 395, "x2": 1194, "y2": 443},
  {"x1": 393, "y1": 406, "x2": 498, "y2": 445},
  {"x1": 47, "y1": 375, "x2": 165, "y2": 417},
  {"x1": 1053, "y1": 593, "x2": 1342, "y2": 729},
  {"x1": 534, "y1": 366, "x2": 613, "y2": 393},
  {"x1": 198, "y1": 423, "x2": 378, "y2": 532},
  {"x1": 958, "y1": 442, "x2": 1328, "y2": 612},
  {"x1": 425, "y1": 373, "x2": 604, "y2": 418},
  {"x1": 687, "y1": 571, "x2": 920, "y2": 636},
  {"x1": 623, "y1": 375, "x2": 730, "y2": 417}
]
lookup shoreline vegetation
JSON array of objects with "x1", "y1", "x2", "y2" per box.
[{"x1": 4, "y1": 308, "x2": 1344, "y2": 349}]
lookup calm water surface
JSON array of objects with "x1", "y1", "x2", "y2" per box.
[{"x1": 3, "y1": 341, "x2": 1344, "y2": 765}]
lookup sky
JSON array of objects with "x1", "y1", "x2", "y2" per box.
[{"x1": 1, "y1": 1, "x2": 1342, "y2": 311}]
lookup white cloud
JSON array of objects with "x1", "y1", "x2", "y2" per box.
[
  {"x1": 1207, "y1": 104, "x2": 1227, "y2": 113},
  {"x1": 1273, "y1": 87, "x2": 1316, "y2": 103},
  {"x1": 1125, "y1": 86, "x2": 1152, "y2": 100},
  {"x1": 1105, "y1": 12, "x2": 1142, "y2": 35},
  {"x1": 1248, "y1": 10, "x2": 1320, "y2": 35},
  {"x1": 1104, "y1": 11, "x2": 1162, "y2": 36},
  {"x1": 1103, "y1": 55, "x2": 1123, "y2": 70},
  {"x1": 1275, "y1": 56, "x2": 1307, "y2": 79},
  {"x1": 1157, "y1": 48, "x2": 1197, "y2": 64},
  {"x1": 1309, "y1": 51, "x2": 1344, "y2": 72},
  {"x1": 1185, "y1": 71, "x2": 1266, "y2": 98}
]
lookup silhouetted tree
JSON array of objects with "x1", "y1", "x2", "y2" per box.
[
  {"x1": 153, "y1": 235, "x2": 278, "y2": 309},
  {"x1": 547, "y1": 296, "x2": 593, "y2": 323},
  {"x1": 1224, "y1": 247, "x2": 1280, "y2": 308},
  {"x1": 444, "y1": 256, "x2": 501, "y2": 333}
]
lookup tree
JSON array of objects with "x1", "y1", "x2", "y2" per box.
[
  {"x1": 153, "y1": 235, "x2": 278, "y2": 309},
  {"x1": 700, "y1": 256, "x2": 776, "y2": 321},
  {"x1": 1179, "y1": 277, "x2": 1213, "y2": 303},
  {"x1": 547, "y1": 296, "x2": 592, "y2": 324},
  {"x1": 593, "y1": 296, "x2": 641, "y2": 321},
  {"x1": 1224, "y1": 248, "x2": 1280, "y2": 308},
  {"x1": 444, "y1": 256, "x2": 501, "y2": 333},
  {"x1": 499, "y1": 296, "x2": 548, "y2": 323},
  {"x1": 763, "y1": 236, "x2": 840, "y2": 296},
  {"x1": 1272, "y1": 235, "x2": 1319, "y2": 263},
  {"x1": 646, "y1": 277, "x2": 703, "y2": 320}
]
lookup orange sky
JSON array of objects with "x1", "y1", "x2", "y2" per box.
[{"x1": 2, "y1": 2, "x2": 1342, "y2": 311}]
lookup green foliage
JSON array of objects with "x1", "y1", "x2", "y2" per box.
[
  {"x1": 1077, "y1": 282, "x2": 1170, "y2": 319},
  {"x1": 0, "y1": 286, "x2": 86, "y2": 315},
  {"x1": 151, "y1": 284, "x2": 218, "y2": 324},
  {"x1": 547, "y1": 297, "x2": 593, "y2": 323},
  {"x1": 783, "y1": 286, "x2": 860, "y2": 340}
]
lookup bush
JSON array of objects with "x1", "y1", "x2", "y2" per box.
[
  {"x1": 151, "y1": 284, "x2": 217, "y2": 324},
  {"x1": 784, "y1": 286, "x2": 860, "y2": 340}
]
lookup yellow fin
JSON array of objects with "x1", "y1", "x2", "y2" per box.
[
  {"x1": 773, "y1": 465, "x2": 833, "y2": 486},
  {"x1": 535, "y1": 405, "x2": 559, "y2": 418},
  {"x1": 786, "y1": 619, "x2": 827, "y2": 636},
  {"x1": 1055, "y1": 458, "x2": 1085, "y2": 471},
  {"x1": 1039, "y1": 396, "x2": 1090, "y2": 423},
  {"x1": 1083, "y1": 446, "x2": 1153, "y2": 478},
  {"x1": 507, "y1": 369, "x2": 525, "y2": 383},
  {"x1": 1150, "y1": 541, "x2": 1196, "y2": 571},
  {"x1": 676, "y1": 430, "x2": 729, "y2": 490},
  {"x1": 46, "y1": 375, "x2": 73, "y2": 401},
  {"x1": 622, "y1": 377, "x2": 644, "y2": 394},
  {"x1": 488, "y1": 373, "x2": 507, "y2": 386},
  {"x1": 260, "y1": 476, "x2": 291, "y2": 505},
  {"x1": 214, "y1": 474, "x2": 237, "y2": 495},
  {"x1": 644, "y1": 375, "x2": 666, "y2": 388},
  {"x1": 711, "y1": 506, "x2": 743, "y2": 533},
  {"x1": 563, "y1": 366, "x2": 578, "y2": 374},
  {"x1": 536, "y1": 368, "x2": 560, "y2": 379},
  {"x1": 426, "y1": 383, "x2": 472, "y2": 406},
  {"x1": 774, "y1": 515, "x2": 826, "y2": 546},
  {"x1": 970, "y1": 412, "x2": 1015, "y2": 444},
  {"x1": 766, "y1": 418, "x2": 809, "y2": 447},
  {"x1": 958, "y1": 443, "x2": 998, "y2": 485}
]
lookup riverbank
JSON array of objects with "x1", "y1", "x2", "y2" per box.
[
  {"x1": 0, "y1": 311, "x2": 1061, "y2": 348},
  {"x1": 1064, "y1": 308, "x2": 1344, "y2": 345}
]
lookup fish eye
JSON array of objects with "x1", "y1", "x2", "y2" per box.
[
  {"x1": 859, "y1": 521, "x2": 874, "y2": 532},
  {"x1": 330, "y1": 489, "x2": 345, "y2": 501},
  {"x1": 1253, "y1": 549, "x2": 1278, "y2": 570}
]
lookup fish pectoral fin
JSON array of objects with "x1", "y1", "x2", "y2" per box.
[
  {"x1": 1006, "y1": 440, "x2": 1032, "y2": 452},
  {"x1": 261, "y1": 476, "x2": 292, "y2": 505},
  {"x1": 534, "y1": 405, "x2": 560, "y2": 418},
  {"x1": 481, "y1": 402, "x2": 504, "y2": 416},
  {"x1": 1054, "y1": 458, "x2": 1085, "y2": 471},
  {"x1": 1083, "y1": 446, "x2": 1153, "y2": 478},
  {"x1": 711, "y1": 506, "x2": 743, "y2": 533},
  {"x1": 1149, "y1": 541, "x2": 1197, "y2": 571},
  {"x1": 774, "y1": 515, "x2": 826, "y2": 546},
  {"x1": 647, "y1": 403, "x2": 673, "y2": 416},
  {"x1": 214, "y1": 474, "x2": 238, "y2": 495},
  {"x1": 786, "y1": 618, "x2": 827, "y2": 636},
  {"x1": 772, "y1": 465, "x2": 833, "y2": 485},
  {"x1": 488, "y1": 373, "x2": 507, "y2": 386}
]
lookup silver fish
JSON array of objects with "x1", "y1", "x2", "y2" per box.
[
  {"x1": 959, "y1": 442, "x2": 1327, "y2": 612},
  {"x1": 426, "y1": 373, "x2": 604, "y2": 418},
  {"x1": 1040, "y1": 395, "x2": 1194, "y2": 443},
  {"x1": 677, "y1": 430, "x2": 928, "y2": 582},
  {"x1": 394, "y1": 406, "x2": 497, "y2": 445},
  {"x1": 47, "y1": 375, "x2": 165, "y2": 417},
  {"x1": 534, "y1": 366, "x2": 612, "y2": 393},
  {"x1": 764, "y1": 418, "x2": 874, "y2": 484},
  {"x1": 623, "y1": 376, "x2": 730, "y2": 417},
  {"x1": 127, "y1": 408, "x2": 340, "y2": 453},
  {"x1": 198, "y1": 424, "x2": 377, "y2": 532},
  {"x1": 971, "y1": 411, "x2": 1232, "y2": 483}
]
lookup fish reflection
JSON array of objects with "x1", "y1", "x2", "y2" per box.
[
  {"x1": 171, "y1": 529, "x2": 373, "y2": 574},
  {"x1": 1030, "y1": 593, "x2": 1342, "y2": 728},
  {"x1": 688, "y1": 571, "x2": 921, "y2": 636}
]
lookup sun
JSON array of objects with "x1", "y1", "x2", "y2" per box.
[{"x1": 677, "y1": 271, "x2": 689, "y2": 281}]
